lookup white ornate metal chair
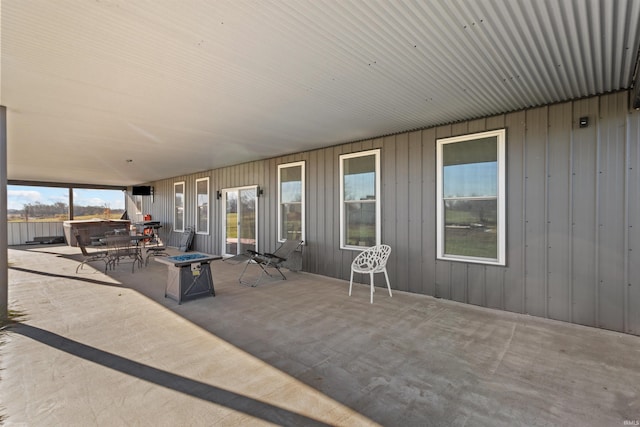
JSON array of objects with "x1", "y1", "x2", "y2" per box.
[{"x1": 349, "y1": 244, "x2": 392, "y2": 304}]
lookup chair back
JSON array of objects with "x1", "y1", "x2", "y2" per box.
[
  {"x1": 178, "y1": 227, "x2": 195, "y2": 252},
  {"x1": 105, "y1": 235, "x2": 135, "y2": 257},
  {"x1": 73, "y1": 231, "x2": 91, "y2": 256},
  {"x1": 273, "y1": 239, "x2": 303, "y2": 260},
  {"x1": 352, "y1": 244, "x2": 391, "y2": 273}
]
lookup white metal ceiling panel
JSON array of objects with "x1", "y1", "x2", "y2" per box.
[{"x1": 2, "y1": 0, "x2": 639, "y2": 185}]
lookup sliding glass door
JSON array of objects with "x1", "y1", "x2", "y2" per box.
[{"x1": 222, "y1": 186, "x2": 257, "y2": 256}]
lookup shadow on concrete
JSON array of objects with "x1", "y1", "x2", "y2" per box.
[
  {"x1": 9, "y1": 266, "x2": 124, "y2": 288},
  {"x1": 11, "y1": 323, "x2": 332, "y2": 427}
]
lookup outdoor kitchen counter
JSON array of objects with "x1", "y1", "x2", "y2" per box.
[{"x1": 63, "y1": 219, "x2": 131, "y2": 247}]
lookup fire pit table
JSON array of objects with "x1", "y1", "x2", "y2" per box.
[{"x1": 155, "y1": 253, "x2": 222, "y2": 303}]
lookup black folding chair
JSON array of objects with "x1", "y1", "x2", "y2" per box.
[
  {"x1": 239, "y1": 239, "x2": 303, "y2": 287},
  {"x1": 145, "y1": 225, "x2": 171, "y2": 266},
  {"x1": 177, "y1": 227, "x2": 195, "y2": 252}
]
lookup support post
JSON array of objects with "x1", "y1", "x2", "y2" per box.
[{"x1": 1, "y1": 106, "x2": 8, "y2": 321}]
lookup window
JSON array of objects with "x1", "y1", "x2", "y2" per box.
[
  {"x1": 134, "y1": 195, "x2": 142, "y2": 214},
  {"x1": 436, "y1": 129, "x2": 506, "y2": 265},
  {"x1": 277, "y1": 161, "x2": 305, "y2": 242},
  {"x1": 339, "y1": 149, "x2": 381, "y2": 250},
  {"x1": 195, "y1": 177, "x2": 209, "y2": 235},
  {"x1": 7, "y1": 185, "x2": 126, "y2": 222},
  {"x1": 174, "y1": 181, "x2": 185, "y2": 232}
]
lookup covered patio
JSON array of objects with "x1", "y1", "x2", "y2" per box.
[{"x1": 1, "y1": 245, "x2": 638, "y2": 426}]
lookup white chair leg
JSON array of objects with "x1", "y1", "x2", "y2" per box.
[
  {"x1": 349, "y1": 270, "x2": 354, "y2": 296},
  {"x1": 370, "y1": 272, "x2": 374, "y2": 304},
  {"x1": 384, "y1": 269, "x2": 392, "y2": 297}
]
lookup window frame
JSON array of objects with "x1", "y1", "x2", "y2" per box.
[
  {"x1": 436, "y1": 129, "x2": 506, "y2": 266},
  {"x1": 173, "y1": 181, "x2": 185, "y2": 233},
  {"x1": 195, "y1": 177, "x2": 210, "y2": 235},
  {"x1": 277, "y1": 161, "x2": 305, "y2": 243},
  {"x1": 339, "y1": 149, "x2": 381, "y2": 250}
]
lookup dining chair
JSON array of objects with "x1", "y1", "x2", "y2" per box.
[
  {"x1": 74, "y1": 231, "x2": 109, "y2": 273},
  {"x1": 349, "y1": 244, "x2": 392, "y2": 304}
]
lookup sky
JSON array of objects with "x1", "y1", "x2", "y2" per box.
[{"x1": 7, "y1": 185, "x2": 126, "y2": 211}]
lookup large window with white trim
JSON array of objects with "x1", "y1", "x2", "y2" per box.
[
  {"x1": 437, "y1": 129, "x2": 506, "y2": 265},
  {"x1": 277, "y1": 161, "x2": 305, "y2": 242},
  {"x1": 174, "y1": 181, "x2": 185, "y2": 232},
  {"x1": 195, "y1": 177, "x2": 209, "y2": 235},
  {"x1": 340, "y1": 149, "x2": 381, "y2": 250}
]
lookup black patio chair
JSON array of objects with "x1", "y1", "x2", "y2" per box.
[
  {"x1": 74, "y1": 231, "x2": 109, "y2": 273},
  {"x1": 145, "y1": 225, "x2": 171, "y2": 266},
  {"x1": 177, "y1": 227, "x2": 195, "y2": 252},
  {"x1": 239, "y1": 239, "x2": 304, "y2": 287}
]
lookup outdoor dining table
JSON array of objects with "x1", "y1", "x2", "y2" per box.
[
  {"x1": 155, "y1": 253, "x2": 222, "y2": 304},
  {"x1": 101, "y1": 234, "x2": 149, "y2": 272}
]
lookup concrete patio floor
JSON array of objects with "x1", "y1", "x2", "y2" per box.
[{"x1": 1, "y1": 244, "x2": 639, "y2": 426}]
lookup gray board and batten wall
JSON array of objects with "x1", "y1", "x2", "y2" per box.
[{"x1": 133, "y1": 90, "x2": 640, "y2": 336}]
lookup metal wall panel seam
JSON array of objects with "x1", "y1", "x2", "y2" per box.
[
  {"x1": 594, "y1": 102, "x2": 602, "y2": 328},
  {"x1": 624, "y1": 111, "x2": 631, "y2": 333},
  {"x1": 544, "y1": 106, "x2": 550, "y2": 319},
  {"x1": 568, "y1": 103, "x2": 575, "y2": 323},
  {"x1": 417, "y1": 131, "x2": 425, "y2": 296},
  {"x1": 521, "y1": 115, "x2": 528, "y2": 313}
]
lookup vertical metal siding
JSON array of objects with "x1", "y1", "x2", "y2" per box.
[
  {"x1": 382, "y1": 135, "x2": 398, "y2": 288},
  {"x1": 145, "y1": 90, "x2": 640, "y2": 336},
  {"x1": 628, "y1": 103, "x2": 640, "y2": 335},
  {"x1": 597, "y1": 92, "x2": 627, "y2": 331},
  {"x1": 395, "y1": 133, "x2": 410, "y2": 293},
  {"x1": 421, "y1": 127, "x2": 437, "y2": 297},
  {"x1": 524, "y1": 107, "x2": 549, "y2": 317},
  {"x1": 547, "y1": 102, "x2": 573, "y2": 323},
  {"x1": 503, "y1": 110, "x2": 527, "y2": 313},
  {"x1": 6, "y1": 222, "x2": 64, "y2": 246},
  {"x1": 485, "y1": 114, "x2": 508, "y2": 309},
  {"x1": 407, "y1": 130, "x2": 423, "y2": 294},
  {"x1": 571, "y1": 97, "x2": 599, "y2": 327}
]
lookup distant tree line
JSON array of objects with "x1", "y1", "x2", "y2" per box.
[{"x1": 8, "y1": 202, "x2": 123, "y2": 220}]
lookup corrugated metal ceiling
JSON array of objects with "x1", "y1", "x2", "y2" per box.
[{"x1": 2, "y1": 0, "x2": 640, "y2": 186}]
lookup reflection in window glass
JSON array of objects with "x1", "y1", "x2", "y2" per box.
[
  {"x1": 343, "y1": 155, "x2": 376, "y2": 201},
  {"x1": 135, "y1": 196, "x2": 143, "y2": 214},
  {"x1": 278, "y1": 162, "x2": 305, "y2": 242},
  {"x1": 444, "y1": 199, "x2": 498, "y2": 259},
  {"x1": 196, "y1": 178, "x2": 209, "y2": 235},
  {"x1": 174, "y1": 182, "x2": 185, "y2": 232},
  {"x1": 437, "y1": 130, "x2": 506, "y2": 265},
  {"x1": 340, "y1": 150, "x2": 380, "y2": 249}
]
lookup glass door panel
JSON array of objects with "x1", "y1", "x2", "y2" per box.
[
  {"x1": 225, "y1": 190, "x2": 238, "y2": 255},
  {"x1": 238, "y1": 188, "x2": 257, "y2": 254},
  {"x1": 223, "y1": 186, "x2": 257, "y2": 256}
]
